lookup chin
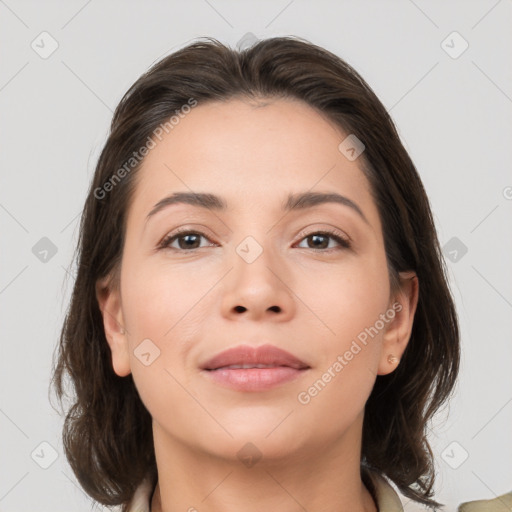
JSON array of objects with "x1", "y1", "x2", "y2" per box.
[{"x1": 205, "y1": 433, "x2": 306, "y2": 466}]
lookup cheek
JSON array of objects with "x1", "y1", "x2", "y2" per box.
[
  {"x1": 295, "y1": 251, "x2": 390, "y2": 414},
  {"x1": 122, "y1": 255, "x2": 211, "y2": 342},
  {"x1": 300, "y1": 252, "x2": 390, "y2": 347},
  {"x1": 119, "y1": 256, "x2": 213, "y2": 416},
  {"x1": 294, "y1": 261, "x2": 389, "y2": 427}
]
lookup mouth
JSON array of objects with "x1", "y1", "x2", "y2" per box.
[
  {"x1": 210, "y1": 363, "x2": 298, "y2": 369},
  {"x1": 200, "y1": 344, "x2": 310, "y2": 392},
  {"x1": 201, "y1": 344, "x2": 310, "y2": 371}
]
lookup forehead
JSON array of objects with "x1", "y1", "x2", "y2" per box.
[{"x1": 127, "y1": 97, "x2": 376, "y2": 222}]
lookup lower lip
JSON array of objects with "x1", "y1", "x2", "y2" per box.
[{"x1": 202, "y1": 367, "x2": 309, "y2": 391}]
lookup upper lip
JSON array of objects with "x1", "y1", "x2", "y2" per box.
[{"x1": 201, "y1": 344, "x2": 310, "y2": 371}]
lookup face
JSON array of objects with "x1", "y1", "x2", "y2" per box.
[{"x1": 97, "y1": 97, "x2": 417, "y2": 463}]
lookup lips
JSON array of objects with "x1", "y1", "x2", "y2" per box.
[
  {"x1": 201, "y1": 344, "x2": 310, "y2": 392},
  {"x1": 201, "y1": 344, "x2": 309, "y2": 371}
]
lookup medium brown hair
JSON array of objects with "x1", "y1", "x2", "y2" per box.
[{"x1": 51, "y1": 36, "x2": 460, "y2": 509}]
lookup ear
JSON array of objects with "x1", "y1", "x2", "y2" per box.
[
  {"x1": 95, "y1": 274, "x2": 131, "y2": 377},
  {"x1": 377, "y1": 271, "x2": 419, "y2": 376}
]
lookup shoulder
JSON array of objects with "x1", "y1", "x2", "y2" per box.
[
  {"x1": 457, "y1": 491, "x2": 512, "y2": 511},
  {"x1": 365, "y1": 469, "x2": 512, "y2": 512}
]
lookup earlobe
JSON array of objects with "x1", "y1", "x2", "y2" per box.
[
  {"x1": 377, "y1": 271, "x2": 419, "y2": 376},
  {"x1": 95, "y1": 275, "x2": 131, "y2": 377}
]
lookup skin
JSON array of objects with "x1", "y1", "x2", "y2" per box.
[{"x1": 96, "y1": 97, "x2": 418, "y2": 512}]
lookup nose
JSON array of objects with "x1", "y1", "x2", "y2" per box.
[{"x1": 220, "y1": 239, "x2": 296, "y2": 322}]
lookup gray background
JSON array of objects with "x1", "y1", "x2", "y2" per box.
[{"x1": 1, "y1": 1, "x2": 511, "y2": 511}]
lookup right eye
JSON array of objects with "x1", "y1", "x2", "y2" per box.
[{"x1": 158, "y1": 230, "x2": 217, "y2": 251}]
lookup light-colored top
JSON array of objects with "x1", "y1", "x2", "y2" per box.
[
  {"x1": 125, "y1": 471, "x2": 512, "y2": 512},
  {"x1": 457, "y1": 491, "x2": 512, "y2": 511},
  {"x1": 125, "y1": 469, "x2": 405, "y2": 512}
]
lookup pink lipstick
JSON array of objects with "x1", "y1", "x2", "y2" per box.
[{"x1": 200, "y1": 344, "x2": 310, "y2": 392}]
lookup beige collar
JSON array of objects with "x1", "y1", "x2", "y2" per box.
[{"x1": 365, "y1": 470, "x2": 405, "y2": 511}]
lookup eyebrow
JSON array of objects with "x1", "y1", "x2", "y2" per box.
[{"x1": 146, "y1": 191, "x2": 369, "y2": 224}]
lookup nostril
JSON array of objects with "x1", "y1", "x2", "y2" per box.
[{"x1": 233, "y1": 305, "x2": 281, "y2": 313}]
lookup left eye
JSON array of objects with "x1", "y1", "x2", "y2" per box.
[{"x1": 295, "y1": 231, "x2": 350, "y2": 250}]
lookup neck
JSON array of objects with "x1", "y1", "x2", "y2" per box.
[{"x1": 149, "y1": 416, "x2": 377, "y2": 512}]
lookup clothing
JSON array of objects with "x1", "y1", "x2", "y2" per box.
[
  {"x1": 457, "y1": 491, "x2": 512, "y2": 511},
  {"x1": 124, "y1": 470, "x2": 512, "y2": 512},
  {"x1": 125, "y1": 474, "x2": 155, "y2": 512},
  {"x1": 125, "y1": 469, "x2": 404, "y2": 512}
]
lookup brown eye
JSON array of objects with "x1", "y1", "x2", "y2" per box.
[
  {"x1": 159, "y1": 230, "x2": 214, "y2": 251},
  {"x1": 296, "y1": 231, "x2": 351, "y2": 251}
]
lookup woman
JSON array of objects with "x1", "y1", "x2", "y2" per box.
[{"x1": 51, "y1": 36, "x2": 461, "y2": 511}]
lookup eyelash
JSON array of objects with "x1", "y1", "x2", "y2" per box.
[{"x1": 158, "y1": 227, "x2": 351, "y2": 252}]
